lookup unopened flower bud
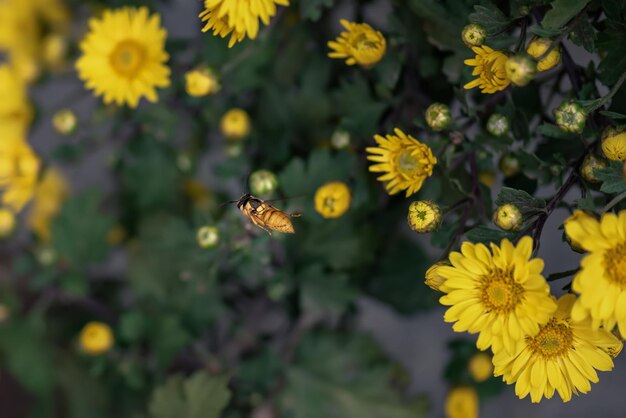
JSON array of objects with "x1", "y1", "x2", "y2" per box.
[
  {"x1": 478, "y1": 171, "x2": 496, "y2": 187},
  {"x1": 425, "y1": 103, "x2": 452, "y2": 132},
  {"x1": 197, "y1": 225, "x2": 220, "y2": 249},
  {"x1": 505, "y1": 54, "x2": 536, "y2": 86},
  {"x1": 468, "y1": 352, "x2": 493, "y2": 383},
  {"x1": 601, "y1": 126, "x2": 626, "y2": 161},
  {"x1": 486, "y1": 113, "x2": 510, "y2": 137},
  {"x1": 425, "y1": 261, "x2": 449, "y2": 292},
  {"x1": 526, "y1": 37, "x2": 560, "y2": 72},
  {"x1": 221, "y1": 108, "x2": 250, "y2": 141},
  {"x1": 249, "y1": 170, "x2": 278, "y2": 196},
  {"x1": 498, "y1": 154, "x2": 520, "y2": 177},
  {"x1": 185, "y1": 67, "x2": 220, "y2": 97},
  {"x1": 331, "y1": 129, "x2": 350, "y2": 149},
  {"x1": 554, "y1": 101, "x2": 587, "y2": 134},
  {"x1": 407, "y1": 200, "x2": 441, "y2": 233},
  {"x1": 493, "y1": 204, "x2": 522, "y2": 231},
  {"x1": 79, "y1": 322, "x2": 114, "y2": 355},
  {"x1": 461, "y1": 23, "x2": 487, "y2": 47},
  {"x1": 580, "y1": 154, "x2": 607, "y2": 183},
  {"x1": 52, "y1": 109, "x2": 78, "y2": 135},
  {"x1": 36, "y1": 246, "x2": 57, "y2": 266},
  {"x1": 314, "y1": 182, "x2": 351, "y2": 219}
]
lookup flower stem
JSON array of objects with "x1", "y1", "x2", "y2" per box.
[
  {"x1": 602, "y1": 190, "x2": 626, "y2": 214},
  {"x1": 546, "y1": 268, "x2": 580, "y2": 282},
  {"x1": 586, "y1": 70, "x2": 626, "y2": 113}
]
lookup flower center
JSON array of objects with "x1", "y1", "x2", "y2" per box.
[
  {"x1": 110, "y1": 40, "x2": 145, "y2": 78},
  {"x1": 323, "y1": 196, "x2": 336, "y2": 213},
  {"x1": 351, "y1": 33, "x2": 379, "y2": 51},
  {"x1": 480, "y1": 269, "x2": 524, "y2": 313},
  {"x1": 397, "y1": 150, "x2": 422, "y2": 176},
  {"x1": 527, "y1": 319, "x2": 573, "y2": 358},
  {"x1": 604, "y1": 242, "x2": 626, "y2": 288}
]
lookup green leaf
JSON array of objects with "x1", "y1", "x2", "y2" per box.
[
  {"x1": 541, "y1": 0, "x2": 590, "y2": 31},
  {"x1": 299, "y1": 264, "x2": 356, "y2": 316},
  {"x1": 597, "y1": 11, "x2": 626, "y2": 85},
  {"x1": 469, "y1": 4, "x2": 513, "y2": 35},
  {"x1": 495, "y1": 187, "x2": 547, "y2": 215},
  {"x1": 280, "y1": 332, "x2": 425, "y2": 418},
  {"x1": 600, "y1": 110, "x2": 626, "y2": 120},
  {"x1": 569, "y1": 17, "x2": 597, "y2": 52},
  {"x1": 465, "y1": 226, "x2": 516, "y2": 244},
  {"x1": 51, "y1": 191, "x2": 113, "y2": 268},
  {"x1": 300, "y1": 0, "x2": 334, "y2": 21},
  {"x1": 596, "y1": 161, "x2": 626, "y2": 194},
  {"x1": 537, "y1": 123, "x2": 578, "y2": 140},
  {"x1": 148, "y1": 372, "x2": 231, "y2": 418}
]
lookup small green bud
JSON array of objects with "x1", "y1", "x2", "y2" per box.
[
  {"x1": 425, "y1": 103, "x2": 452, "y2": 132},
  {"x1": 462, "y1": 23, "x2": 487, "y2": 47},
  {"x1": 486, "y1": 113, "x2": 510, "y2": 137},
  {"x1": 197, "y1": 226, "x2": 220, "y2": 249},
  {"x1": 493, "y1": 204, "x2": 523, "y2": 231},
  {"x1": 249, "y1": 170, "x2": 278, "y2": 197},
  {"x1": 498, "y1": 154, "x2": 520, "y2": 177},
  {"x1": 580, "y1": 154, "x2": 607, "y2": 183},
  {"x1": 52, "y1": 109, "x2": 78, "y2": 135},
  {"x1": 407, "y1": 200, "x2": 441, "y2": 233},
  {"x1": 331, "y1": 129, "x2": 351, "y2": 149},
  {"x1": 504, "y1": 54, "x2": 536, "y2": 87},
  {"x1": 554, "y1": 101, "x2": 587, "y2": 134}
]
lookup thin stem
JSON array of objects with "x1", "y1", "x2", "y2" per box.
[
  {"x1": 602, "y1": 190, "x2": 626, "y2": 214},
  {"x1": 586, "y1": 70, "x2": 626, "y2": 112}
]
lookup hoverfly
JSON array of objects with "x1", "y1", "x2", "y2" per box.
[{"x1": 232, "y1": 193, "x2": 301, "y2": 235}]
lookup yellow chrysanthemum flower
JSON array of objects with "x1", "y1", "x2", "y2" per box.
[
  {"x1": 564, "y1": 210, "x2": 626, "y2": 335},
  {"x1": 0, "y1": 64, "x2": 32, "y2": 140},
  {"x1": 468, "y1": 352, "x2": 493, "y2": 383},
  {"x1": 185, "y1": 67, "x2": 220, "y2": 97},
  {"x1": 526, "y1": 37, "x2": 560, "y2": 72},
  {"x1": 76, "y1": 7, "x2": 171, "y2": 108},
  {"x1": 445, "y1": 387, "x2": 478, "y2": 418},
  {"x1": 366, "y1": 128, "x2": 437, "y2": 197},
  {"x1": 79, "y1": 321, "x2": 114, "y2": 355},
  {"x1": 28, "y1": 168, "x2": 70, "y2": 242},
  {"x1": 463, "y1": 45, "x2": 510, "y2": 94},
  {"x1": 493, "y1": 294, "x2": 622, "y2": 403},
  {"x1": 200, "y1": 0, "x2": 289, "y2": 48},
  {"x1": 439, "y1": 237, "x2": 557, "y2": 354},
  {"x1": 220, "y1": 108, "x2": 251, "y2": 140},
  {"x1": 314, "y1": 181, "x2": 351, "y2": 219},
  {"x1": 0, "y1": 140, "x2": 40, "y2": 212},
  {"x1": 601, "y1": 127, "x2": 626, "y2": 162},
  {"x1": 328, "y1": 19, "x2": 386, "y2": 67}
]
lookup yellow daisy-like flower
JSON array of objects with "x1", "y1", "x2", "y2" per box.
[
  {"x1": 28, "y1": 168, "x2": 70, "y2": 242},
  {"x1": 76, "y1": 7, "x2": 171, "y2": 108},
  {"x1": 464, "y1": 45, "x2": 510, "y2": 94},
  {"x1": 314, "y1": 181, "x2": 351, "y2": 219},
  {"x1": 445, "y1": 386, "x2": 478, "y2": 418},
  {"x1": 366, "y1": 128, "x2": 437, "y2": 197},
  {"x1": 220, "y1": 108, "x2": 251, "y2": 140},
  {"x1": 79, "y1": 321, "x2": 114, "y2": 355},
  {"x1": 328, "y1": 19, "x2": 386, "y2": 67},
  {"x1": 200, "y1": 0, "x2": 290, "y2": 48},
  {"x1": 0, "y1": 140, "x2": 40, "y2": 212},
  {"x1": 564, "y1": 210, "x2": 626, "y2": 335},
  {"x1": 439, "y1": 237, "x2": 557, "y2": 354},
  {"x1": 185, "y1": 67, "x2": 220, "y2": 97},
  {"x1": 493, "y1": 294, "x2": 622, "y2": 403},
  {"x1": 0, "y1": 64, "x2": 32, "y2": 140},
  {"x1": 601, "y1": 127, "x2": 626, "y2": 162}
]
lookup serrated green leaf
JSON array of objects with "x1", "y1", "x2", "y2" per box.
[
  {"x1": 149, "y1": 372, "x2": 231, "y2": 418},
  {"x1": 299, "y1": 264, "x2": 355, "y2": 316},
  {"x1": 569, "y1": 17, "x2": 597, "y2": 52},
  {"x1": 469, "y1": 4, "x2": 513, "y2": 35},
  {"x1": 597, "y1": 17, "x2": 626, "y2": 85},
  {"x1": 541, "y1": 0, "x2": 590, "y2": 31},
  {"x1": 51, "y1": 191, "x2": 113, "y2": 268},
  {"x1": 281, "y1": 332, "x2": 425, "y2": 418},
  {"x1": 600, "y1": 110, "x2": 626, "y2": 120},
  {"x1": 465, "y1": 226, "x2": 516, "y2": 244},
  {"x1": 300, "y1": 0, "x2": 334, "y2": 21},
  {"x1": 596, "y1": 161, "x2": 626, "y2": 194}
]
